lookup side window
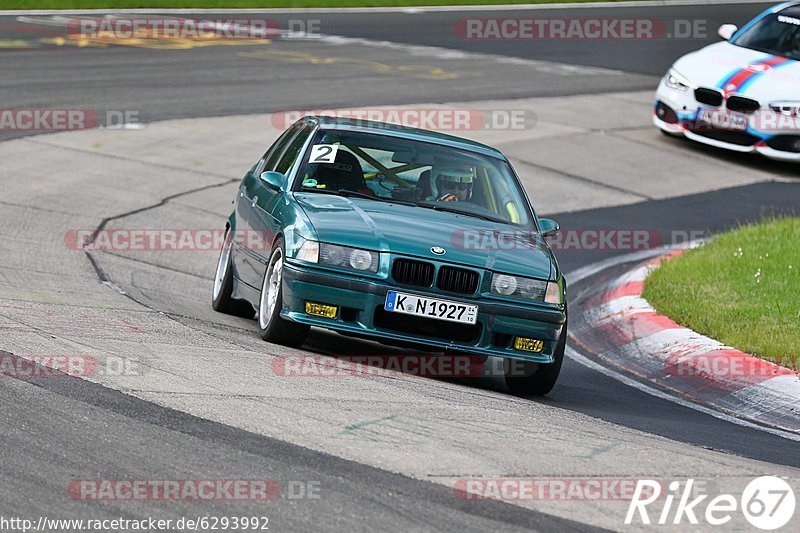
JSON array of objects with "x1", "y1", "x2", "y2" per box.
[
  {"x1": 257, "y1": 124, "x2": 301, "y2": 175},
  {"x1": 274, "y1": 125, "x2": 313, "y2": 175}
]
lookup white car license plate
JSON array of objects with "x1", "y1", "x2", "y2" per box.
[
  {"x1": 384, "y1": 291, "x2": 478, "y2": 325},
  {"x1": 697, "y1": 108, "x2": 748, "y2": 131}
]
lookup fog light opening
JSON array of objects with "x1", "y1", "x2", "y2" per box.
[
  {"x1": 514, "y1": 337, "x2": 544, "y2": 353},
  {"x1": 655, "y1": 101, "x2": 679, "y2": 124},
  {"x1": 305, "y1": 301, "x2": 338, "y2": 319}
]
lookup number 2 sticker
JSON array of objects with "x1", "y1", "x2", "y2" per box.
[{"x1": 309, "y1": 144, "x2": 339, "y2": 163}]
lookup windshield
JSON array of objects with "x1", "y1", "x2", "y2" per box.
[
  {"x1": 293, "y1": 129, "x2": 533, "y2": 226},
  {"x1": 732, "y1": 10, "x2": 800, "y2": 60}
]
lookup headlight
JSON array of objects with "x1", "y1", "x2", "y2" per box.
[
  {"x1": 492, "y1": 274, "x2": 517, "y2": 295},
  {"x1": 769, "y1": 102, "x2": 800, "y2": 116},
  {"x1": 296, "y1": 238, "x2": 319, "y2": 263},
  {"x1": 491, "y1": 273, "x2": 547, "y2": 301},
  {"x1": 664, "y1": 69, "x2": 690, "y2": 91},
  {"x1": 319, "y1": 243, "x2": 379, "y2": 273}
]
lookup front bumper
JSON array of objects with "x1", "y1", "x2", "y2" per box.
[
  {"x1": 280, "y1": 261, "x2": 566, "y2": 363},
  {"x1": 653, "y1": 77, "x2": 800, "y2": 163}
]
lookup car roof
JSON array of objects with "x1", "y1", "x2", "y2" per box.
[
  {"x1": 304, "y1": 115, "x2": 507, "y2": 160},
  {"x1": 780, "y1": 5, "x2": 800, "y2": 16},
  {"x1": 773, "y1": 1, "x2": 800, "y2": 13}
]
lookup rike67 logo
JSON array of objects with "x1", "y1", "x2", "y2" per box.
[{"x1": 626, "y1": 477, "x2": 795, "y2": 530}]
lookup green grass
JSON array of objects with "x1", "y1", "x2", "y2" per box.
[
  {"x1": 643, "y1": 218, "x2": 800, "y2": 368},
  {"x1": 2, "y1": 0, "x2": 636, "y2": 9}
]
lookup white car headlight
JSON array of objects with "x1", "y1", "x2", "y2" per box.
[
  {"x1": 491, "y1": 273, "x2": 548, "y2": 301},
  {"x1": 319, "y1": 243, "x2": 379, "y2": 273},
  {"x1": 349, "y1": 249, "x2": 374, "y2": 271},
  {"x1": 664, "y1": 69, "x2": 691, "y2": 91},
  {"x1": 492, "y1": 274, "x2": 518, "y2": 296},
  {"x1": 769, "y1": 102, "x2": 800, "y2": 116}
]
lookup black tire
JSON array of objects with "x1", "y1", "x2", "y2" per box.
[
  {"x1": 257, "y1": 237, "x2": 309, "y2": 348},
  {"x1": 212, "y1": 227, "x2": 255, "y2": 318},
  {"x1": 504, "y1": 319, "x2": 567, "y2": 396}
]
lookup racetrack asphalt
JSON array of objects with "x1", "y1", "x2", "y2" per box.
[
  {"x1": 1, "y1": 2, "x2": 799, "y2": 531},
  {"x1": 0, "y1": 2, "x2": 776, "y2": 140}
]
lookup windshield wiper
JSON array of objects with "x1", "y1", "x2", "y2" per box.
[
  {"x1": 419, "y1": 203, "x2": 505, "y2": 223},
  {"x1": 336, "y1": 189, "x2": 418, "y2": 206},
  {"x1": 299, "y1": 187, "x2": 417, "y2": 206}
]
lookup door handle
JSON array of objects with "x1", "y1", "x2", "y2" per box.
[{"x1": 251, "y1": 196, "x2": 258, "y2": 208}]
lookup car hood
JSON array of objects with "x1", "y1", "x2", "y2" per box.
[
  {"x1": 672, "y1": 41, "x2": 800, "y2": 101},
  {"x1": 294, "y1": 193, "x2": 556, "y2": 280}
]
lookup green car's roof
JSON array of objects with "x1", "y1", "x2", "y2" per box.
[{"x1": 309, "y1": 115, "x2": 507, "y2": 160}]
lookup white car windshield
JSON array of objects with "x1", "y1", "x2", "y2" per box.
[{"x1": 732, "y1": 9, "x2": 800, "y2": 60}]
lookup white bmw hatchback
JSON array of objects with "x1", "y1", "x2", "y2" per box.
[{"x1": 654, "y1": 2, "x2": 800, "y2": 162}]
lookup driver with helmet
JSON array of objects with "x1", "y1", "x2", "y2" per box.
[{"x1": 431, "y1": 167, "x2": 474, "y2": 202}]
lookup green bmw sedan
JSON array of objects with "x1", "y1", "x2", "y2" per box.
[{"x1": 212, "y1": 115, "x2": 567, "y2": 394}]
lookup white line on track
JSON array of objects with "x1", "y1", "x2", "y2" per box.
[
  {"x1": 564, "y1": 243, "x2": 800, "y2": 442},
  {"x1": 314, "y1": 33, "x2": 627, "y2": 75}
]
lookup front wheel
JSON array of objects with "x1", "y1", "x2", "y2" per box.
[
  {"x1": 258, "y1": 238, "x2": 309, "y2": 348},
  {"x1": 504, "y1": 320, "x2": 567, "y2": 396}
]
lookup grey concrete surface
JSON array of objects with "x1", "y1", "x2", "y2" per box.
[
  {"x1": 1, "y1": 97, "x2": 798, "y2": 531},
  {"x1": 1, "y1": 358, "x2": 591, "y2": 532}
]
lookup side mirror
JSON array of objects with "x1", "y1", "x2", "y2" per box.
[
  {"x1": 718, "y1": 24, "x2": 737, "y2": 40},
  {"x1": 260, "y1": 171, "x2": 286, "y2": 191},
  {"x1": 538, "y1": 218, "x2": 560, "y2": 238}
]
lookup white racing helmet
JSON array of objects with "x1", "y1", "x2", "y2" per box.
[{"x1": 430, "y1": 167, "x2": 474, "y2": 200}]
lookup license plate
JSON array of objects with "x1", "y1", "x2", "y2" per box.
[
  {"x1": 697, "y1": 108, "x2": 748, "y2": 131},
  {"x1": 384, "y1": 291, "x2": 478, "y2": 325}
]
